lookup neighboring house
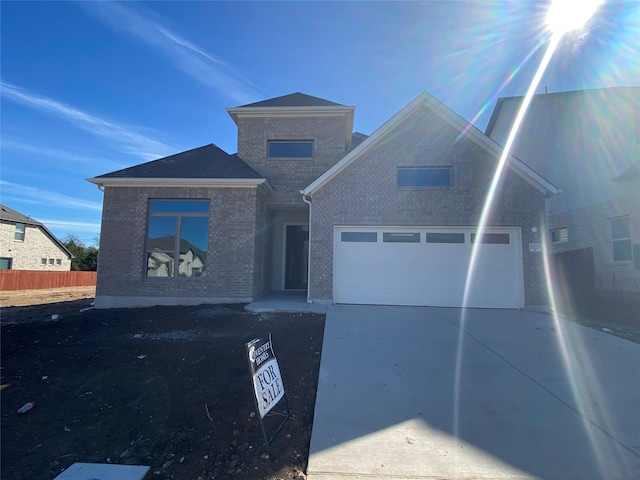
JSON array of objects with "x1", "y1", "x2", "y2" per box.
[
  {"x1": 0, "y1": 204, "x2": 72, "y2": 270},
  {"x1": 485, "y1": 87, "x2": 640, "y2": 292},
  {"x1": 88, "y1": 92, "x2": 558, "y2": 309}
]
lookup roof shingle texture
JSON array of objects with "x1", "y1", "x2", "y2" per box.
[
  {"x1": 95, "y1": 144, "x2": 263, "y2": 179},
  {"x1": 236, "y1": 92, "x2": 345, "y2": 108},
  {"x1": 0, "y1": 204, "x2": 42, "y2": 226}
]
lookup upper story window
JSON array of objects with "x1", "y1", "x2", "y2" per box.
[
  {"x1": 397, "y1": 167, "x2": 452, "y2": 188},
  {"x1": 551, "y1": 227, "x2": 568, "y2": 243},
  {"x1": 268, "y1": 141, "x2": 313, "y2": 158},
  {"x1": 14, "y1": 223, "x2": 25, "y2": 241},
  {"x1": 611, "y1": 215, "x2": 632, "y2": 261},
  {"x1": 147, "y1": 200, "x2": 210, "y2": 278}
]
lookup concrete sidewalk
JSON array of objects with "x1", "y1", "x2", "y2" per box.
[{"x1": 307, "y1": 306, "x2": 640, "y2": 479}]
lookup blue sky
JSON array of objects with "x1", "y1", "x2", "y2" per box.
[{"x1": 1, "y1": 1, "x2": 638, "y2": 245}]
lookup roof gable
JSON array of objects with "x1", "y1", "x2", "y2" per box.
[
  {"x1": 0, "y1": 204, "x2": 72, "y2": 258},
  {"x1": 0, "y1": 204, "x2": 40, "y2": 225},
  {"x1": 302, "y1": 92, "x2": 558, "y2": 196},
  {"x1": 234, "y1": 92, "x2": 344, "y2": 108},
  {"x1": 87, "y1": 144, "x2": 272, "y2": 190},
  {"x1": 92, "y1": 144, "x2": 262, "y2": 180}
]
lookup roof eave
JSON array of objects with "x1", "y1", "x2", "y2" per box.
[
  {"x1": 86, "y1": 177, "x2": 273, "y2": 192},
  {"x1": 226, "y1": 105, "x2": 355, "y2": 125}
]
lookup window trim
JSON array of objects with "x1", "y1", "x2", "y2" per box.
[
  {"x1": 611, "y1": 216, "x2": 632, "y2": 262},
  {"x1": 267, "y1": 140, "x2": 314, "y2": 159},
  {"x1": 397, "y1": 166, "x2": 452, "y2": 188}
]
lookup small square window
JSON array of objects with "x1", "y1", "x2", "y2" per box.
[
  {"x1": 48, "y1": 258, "x2": 54, "y2": 265},
  {"x1": 551, "y1": 227, "x2": 568, "y2": 243},
  {"x1": 56, "y1": 259, "x2": 62, "y2": 266},
  {"x1": 41, "y1": 258, "x2": 47, "y2": 265},
  {"x1": 14, "y1": 223, "x2": 25, "y2": 241},
  {"x1": 0, "y1": 258, "x2": 12, "y2": 270},
  {"x1": 397, "y1": 167, "x2": 451, "y2": 187}
]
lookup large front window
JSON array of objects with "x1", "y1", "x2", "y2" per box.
[{"x1": 146, "y1": 200, "x2": 209, "y2": 278}]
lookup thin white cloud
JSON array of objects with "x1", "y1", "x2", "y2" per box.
[
  {"x1": 82, "y1": 1, "x2": 259, "y2": 104},
  {"x1": 1, "y1": 138, "x2": 127, "y2": 171},
  {"x1": 0, "y1": 81, "x2": 174, "y2": 161},
  {"x1": 38, "y1": 219, "x2": 101, "y2": 234},
  {"x1": 0, "y1": 180, "x2": 102, "y2": 212}
]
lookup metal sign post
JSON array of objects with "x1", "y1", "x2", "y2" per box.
[{"x1": 246, "y1": 333, "x2": 290, "y2": 448}]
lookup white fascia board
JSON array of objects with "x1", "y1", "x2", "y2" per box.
[
  {"x1": 226, "y1": 105, "x2": 355, "y2": 123},
  {"x1": 86, "y1": 177, "x2": 274, "y2": 192},
  {"x1": 302, "y1": 91, "x2": 559, "y2": 197}
]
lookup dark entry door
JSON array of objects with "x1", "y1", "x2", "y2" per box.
[{"x1": 285, "y1": 225, "x2": 309, "y2": 290}]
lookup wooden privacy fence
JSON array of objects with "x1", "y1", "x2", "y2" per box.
[{"x1": 0, "y1": 271, "x2": 97, "y2": 291}]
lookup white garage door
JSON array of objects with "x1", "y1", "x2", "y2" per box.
[{"x1": 334, "y1": 226, "x2": 524, "y2": 309}]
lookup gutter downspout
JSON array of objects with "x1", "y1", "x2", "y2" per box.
[{"x1": 301, "y1": 193, "x2": 313, "y2": 304}]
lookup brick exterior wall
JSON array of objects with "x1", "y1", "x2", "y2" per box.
[
  {"x1": 549, "y1": 194, "x2": 640, "y2": 291},
  {"x1": 236, "y1": 115, "x2": 349, "y2": 206},
  {"x1": 308, "y1": 104, "x2": 549, "y2": 306},
  {"x1": 0, "y1": 221, "x2": 71, "y2": 270},
  {"x1": 95, "y1": 186, "x2": 263, "y2": 307}
]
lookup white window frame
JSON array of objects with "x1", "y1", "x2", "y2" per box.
[
  {"x1": 14, "y1": 223, "x2": 25, "y2": 241},
  {"x1": 611, "y1": 216, "x2": 632, "y2": 262}
]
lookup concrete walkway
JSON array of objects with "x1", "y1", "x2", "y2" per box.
[
  {"x1": 307, "y1": 306, "x2": 640, "y2": 480},
  {"x1": 245, "y1": 293, "x2": 328, "y2": 314}
]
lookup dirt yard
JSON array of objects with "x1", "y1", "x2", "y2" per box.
[
  {"x1": 1, "y1": 290, "x2": 325, "y2": 480},
  {"x1": 0, "y1": 286, "x2": 96, "y2": 309}
]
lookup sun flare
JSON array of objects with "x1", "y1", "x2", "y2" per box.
[{"x1": 546, "y1": 0, "x2": 605, "y2": 34}]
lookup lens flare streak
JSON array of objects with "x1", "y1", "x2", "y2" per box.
[{"x1": 454, "y1": 2, "x2": 617, "y2": 476}]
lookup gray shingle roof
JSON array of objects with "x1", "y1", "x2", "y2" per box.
[
  {"x1": 95, "y1": 144, "x2": 263, "y2": 179},
  {"x1": 0, "y1": 204, "x2": 43, "y2": 226},
  {"x1": 0, "y1": 204, "x2": 72, "y2": 257},
  {"x1": 235, "y1": 92, "x2": 344, "y2": 108}
]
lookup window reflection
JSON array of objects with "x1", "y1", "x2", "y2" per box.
[{"x1": 146, "y1": 200, "x2": 209, "y2": 278}]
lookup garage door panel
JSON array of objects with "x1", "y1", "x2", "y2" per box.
[{"x1": 334, "y1": 227, "x2": 523, "y2": 309}]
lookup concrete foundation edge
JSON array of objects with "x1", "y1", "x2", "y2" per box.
[{"x1": 94, "y1": 295, "x2": 252, "y2": 309}]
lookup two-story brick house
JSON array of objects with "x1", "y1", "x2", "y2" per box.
[
  {"x1": 486, "y1": 87, "x2": 640, "y2": 293},
  {"x1": 88, "y1": 92, "x2": 558, "y2": 309},
  {"x1": 0, "y1": 204, "x2": 72, "y2": 271}
]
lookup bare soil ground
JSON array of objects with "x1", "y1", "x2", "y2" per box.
[
  {"x1": 0, "y1": 286, "x2": 96, "y2": 309},
  {"x1": 1, "y1": 290, "x2": 324, "y2": 480}
]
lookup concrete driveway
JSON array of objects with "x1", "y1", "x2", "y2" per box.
[{"x1": 307, "y1": 306, "x2": 640, "y2": 479}]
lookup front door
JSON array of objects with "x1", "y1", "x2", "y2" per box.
[{"x1": 285, "y1": 225, "x2": 309, "y2": 290}]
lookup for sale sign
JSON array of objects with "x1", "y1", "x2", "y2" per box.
[{"x1": 246, "y1": 334, "x2": 285, "y2": 418}]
